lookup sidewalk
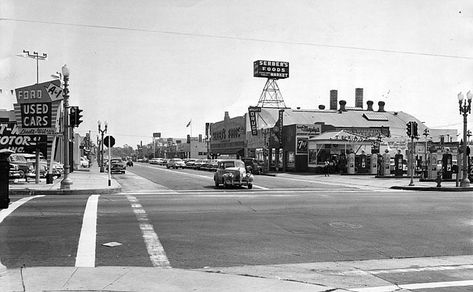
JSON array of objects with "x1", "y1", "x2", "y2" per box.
[
  {"x1": 9, "y1": 164, "x2": 121, "y2": 196},
  {"x1": 265, "y1": 171, "x2": 473, "y2": 192}
]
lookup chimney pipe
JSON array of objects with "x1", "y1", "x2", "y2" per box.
[
  {"x1": 355, "y1": 88, "x2": 363, "y2": 108},
  {"x1": 339, "y1": 100, "x2": 347, "y2": 112},
  {"x1": 378, "y1": 101, "x2": 385, "y2": 112},
  {"x1": 367, "y1": 100, "x2": 374, "y2": 111},
  {"x1": 330, "y1": 90, "x2": 338, "y2": 110}
]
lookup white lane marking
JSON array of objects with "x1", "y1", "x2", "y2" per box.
[
  {"x1": 276, "y1": 175, "x2": 393, "y2": 191},
  {"x1": 352, "y1": 280, "x2": 473, "y2": 292},
  {"x1": 0, "y1": 195, "x2": 45, "y2": 224},
  {"x1": 125, "y1": 194, "x2": 170, "y2": 268},
  {"x1": 140, "y1": 164, "x2": 267, "y2": 189},
  {"x1": 75, "y1": 194, "x2": 100, "y2": 267}
]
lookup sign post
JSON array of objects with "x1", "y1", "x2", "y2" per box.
[{"x1": 104, "y1": 135, "x2": 115, "y2": 186}]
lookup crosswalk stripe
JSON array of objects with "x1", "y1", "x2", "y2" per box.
[
  {"x1": 75, "y1": 194, "x2": 100, "y2": 267},
  {"x1": 352, "y1": 279, "x2": 473, "y2": 292},
  {"x1": 125, "y1": 194, "x2": 171, "y2": 268},
  {"x1": 0, "y1": 195, "x2": 45, "y2": 224}
]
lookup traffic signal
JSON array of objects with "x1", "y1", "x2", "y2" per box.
[
  {"x1": 69, "y1": 106, "x2": 83, "y2": 127},
  {"x1": 406, "y1": 122, "x2": 412, "y2": 137},
  {"x1": 412, "y1": 121, "x2": 418, "y2": 138},
  {"x1": 69, "y1": 106, "x2": 77, "y2": 127},
  {"x1": 76, "y1": 107, "x2": 83, "y2": 127}
]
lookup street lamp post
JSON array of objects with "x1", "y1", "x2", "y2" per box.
[
  {"x1": 98, "y1": 121, "x2": 108, "y2": 173},
  {"x1": 458, "y1": 91, "x2": 472, "y2": 187},
  {"x1": 423, "y1": 129, "x2": 429, "y2": 179},
  {"x1": 60, "y1": 65, "x2": 72, "y2": 189}
]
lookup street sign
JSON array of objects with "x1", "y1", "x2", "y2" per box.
[{"x1": 103, "y1": 135, "x2": 115, "y2": 148}]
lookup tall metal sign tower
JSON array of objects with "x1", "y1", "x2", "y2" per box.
[{"x1": 254, "y1": 60, "x2": 289, "y2": 108}]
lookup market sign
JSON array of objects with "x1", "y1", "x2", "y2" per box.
[
  {"x1": 253, "y1": 60, "x2": 289, "y2": 79},
  {"x1": 14, "y1": 80, "x2": 62, "y2": 135}
]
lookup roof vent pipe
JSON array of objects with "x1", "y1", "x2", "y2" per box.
[
  {"x1": 339, "y1": 100, "x2": 347, "y2": 112},
  {"x1": 367, "y1": 100, "x2": 374, "y2": 111},
  {"x1": 378, "y1": 101, "x2": 385, "y2": 112}
]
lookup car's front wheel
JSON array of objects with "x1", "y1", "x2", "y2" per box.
[
  {"x1": 248, "y1": 183, "x2": 253, "y2": 189},
  {"x1": 214, "y1": 180, "x2": 219, "y2": 188}
]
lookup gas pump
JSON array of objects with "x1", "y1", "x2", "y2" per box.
[
  {"x1": 347, "y1": 152, "x2": 355, "y2": 174},
  {"x1": 427, "y1": 150, "x2": 439, "y2": 180},
  {"x1": 382, "y1": 150, "x2": 390, "y2": 176},
  {"x1": 356, "y1": 151, "x2": 368, "y2": 173},
  {"x1": 370, "y1": 153, "x2": 378, "y2": 175},
  {"x1": 442, "y1": 149, "x2": 453, "y2": 180},
  {"x1": 394, "y1": 150, "x2": 403, "y2": 177}
]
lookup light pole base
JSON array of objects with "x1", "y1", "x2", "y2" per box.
[{"x1": 60, "y1": 177, "x2": 73, "y2": 190}]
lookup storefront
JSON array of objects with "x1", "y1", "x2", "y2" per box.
[{"x1": 210, "y1": 112, "x2": 246, "y2": 158}]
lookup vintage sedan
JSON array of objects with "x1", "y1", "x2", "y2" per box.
[
  {"x1": 110, "y1": 158, "x2": 126, "y2": 174},
  {"x1": 213, "y1": 159, "x2": 254, "y2": 189}
]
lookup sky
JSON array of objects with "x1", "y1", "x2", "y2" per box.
[{"x1": 1, "y1": 0, "x2": 472, "y2": 148}]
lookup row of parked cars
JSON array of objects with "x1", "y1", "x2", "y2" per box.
[
  {"x1": 8, "y1": 153, "x2": 64, "y2": 180},
  {"x1": 144, "y1": 157, "x2": 265, "y2": 174}
]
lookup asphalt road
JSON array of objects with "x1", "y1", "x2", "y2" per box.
[{"x1": 1, "y1": 162, "x2": 472, "y2": 291}]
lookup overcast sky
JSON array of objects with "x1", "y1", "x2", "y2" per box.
[{"x1": 1, "y1": 0, "x2": 472, "y2": 147}]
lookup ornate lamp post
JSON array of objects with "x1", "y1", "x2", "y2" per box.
[
  {"x1": 60, "y1": 65, "x2": 72, "y2": 189},
  {"x1": 458, "y1": 91, "x2": 472, "y2": 187},
  {"x1": 98, "y1": 121, "x2": 108, "y2": 173}
]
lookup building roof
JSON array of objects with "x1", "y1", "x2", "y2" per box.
[{"x1": 247, "y1": 107, "x2": 453, "y2": 142}]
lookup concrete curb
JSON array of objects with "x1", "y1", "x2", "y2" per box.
[
  {"x1": 390, "y1": 186, "x2": 473, "y2": 192},
  {"x1": 9, "y1": 186, "x2": 122, "y2": 196}
]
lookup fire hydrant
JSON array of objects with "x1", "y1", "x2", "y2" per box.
[{"x1": 436, "y1": 172, "x2": 442, "y2": 188}]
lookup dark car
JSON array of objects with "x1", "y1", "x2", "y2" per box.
[
  {"x1": 8, "y1": 153, "x2": 34, "y2": 179},
  {"x1": 110, "y1": 158, "x2": 126, "y2": 174},
  {"x1": 242, "y1": 157, "x2": 264, "y2": 174},
  {"x1": 213, "y1": 159, "x2": 254, "y2": 189}
]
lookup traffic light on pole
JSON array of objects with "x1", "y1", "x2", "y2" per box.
[
  {"x1": 412, "y1": 121, "x2": 418, "y2": 138},
  {"x1": 69, "y1": 106, "x2": 77, "y2": 127},
  {"x1": 406, "y1": 122, "x2": 412, "y2": 138},
  {"x1": 76, "y1": 107, "x2": 83, "y2": 127}
]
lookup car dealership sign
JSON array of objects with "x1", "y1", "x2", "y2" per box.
[{"x1": 14, "y1": 80, "x2": 62, "y2": 135}]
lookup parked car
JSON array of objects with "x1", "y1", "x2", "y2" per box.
[
  {"x1": 185, "y1": 159, "x2": 197, "y2": 168},
  {"x1": 22, "y1": 153, "x2": 48, "y2": 178},
  {"x1": 166, "y1": 158, "x2": 186, "y2": 169},
  {"x1": 149, "y1": 158, "x2": 163, "y2": 165},
  {"x1": 8, "y1": 153, "x2": 34, "y2": 179},
  {"x1": 213, "y1": 159, "x2": 254, "y2": 189},
  {"x1": 194, "y1": 159, "x2": 207, "y2": 170},
  {"x1": 110, "y1": 158, "x2": 126, "y2": 174},
  {"x1": 9, "y1": 163, "x2": 22, "y2": 179},
  {"x1": 241, "y1": 157, "x2": 264, "y2": 174}
]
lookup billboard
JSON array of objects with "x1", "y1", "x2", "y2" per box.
[{"x1": 253, "y1": 60, "x2": 289, "y2": 79}]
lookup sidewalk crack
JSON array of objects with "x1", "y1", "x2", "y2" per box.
[
  {"x1": 102, "y1": 269, "x2": 131, "y2": 289},
  {"x1": 61, "y1": 267, "x2": 78, "y2": 289}
]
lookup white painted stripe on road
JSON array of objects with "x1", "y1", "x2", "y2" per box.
[
  {"x1": 75, "y1": 194, "x2": 100, "y2": 267},
  {"x1": 126, "y1": 194, "x2": 171, "y2": 268},
  {"x1": 369, "y1": 264, "x2": 473, "y2": 275},
  {"x1": 352, "y1": 280, "x2": 473, "y2": 291},
  {"x1": 0, "y1": 195, "x2": 45, "y2": 224}
]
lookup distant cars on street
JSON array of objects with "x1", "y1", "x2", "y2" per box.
[{"x1": 167, "y1": 158, "x2": 186, "y2": 169}]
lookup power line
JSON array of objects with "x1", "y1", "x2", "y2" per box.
[{"x1": 2, "y1": 17, "x2": 473, "y2": 60}]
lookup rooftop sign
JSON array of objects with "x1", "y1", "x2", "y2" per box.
[{"x1": 253, "y1": 60, "x2": 289, "y2": 79}]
